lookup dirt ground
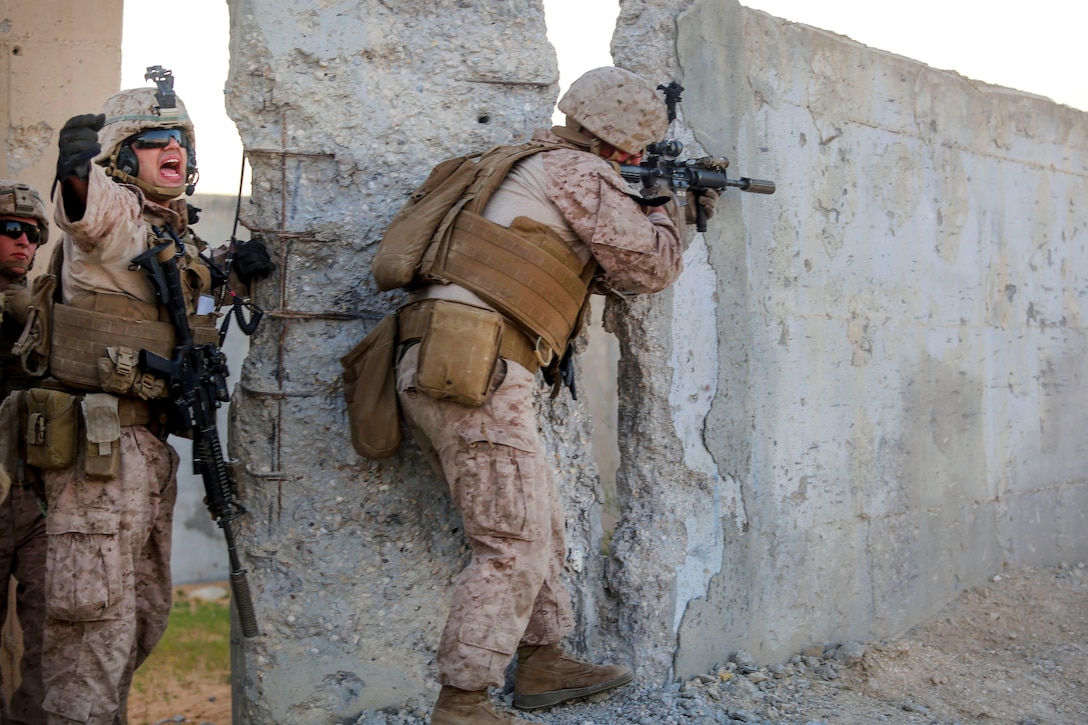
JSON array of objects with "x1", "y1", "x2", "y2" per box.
[
  {"x1": 126, "y1": 563, "x2": 1087, "y2": 724},
  {"x1": 129, "y1": 683, "x2": 231, "y2": 725},
  {"x1": 816, "y1": 562, "x2": 1088, "y2": 725}
]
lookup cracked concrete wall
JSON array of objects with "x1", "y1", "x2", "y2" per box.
[
  {"x1": 609, "y1": 0, "x2": 1088, "y2": 682},
  {"x1": 223, "y1": 0, "x2": 1087, "y2": 719}
]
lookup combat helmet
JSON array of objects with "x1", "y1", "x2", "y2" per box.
[
  {"x1": 0, "y1": 180, "x2": 49, "y2": 246},
  {"x1": 95, "y1": 66, "x2": 198, "y2": 200},
  {"x1": 557, "y1": 67, "x2": 668, "y2": 155}
]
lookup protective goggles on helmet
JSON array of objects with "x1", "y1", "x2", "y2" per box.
[
  {"x1": 129, "y1": 128, "x2": 188, "y2": 150},
  {"x1": 0, "y1": 220, "x2": 41, "y2": 245}
]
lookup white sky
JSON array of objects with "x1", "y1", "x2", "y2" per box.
[{"x1": 121, "y1": 0, "x2": 1087, "y2": 196}]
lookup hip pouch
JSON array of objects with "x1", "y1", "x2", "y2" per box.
[
  {"x1": 415, "y1": 299, "x2": 503, "y2": 407},
  {"x1": 25, "y1": 389, "x2": 78, "y2": 470},
  {"x1": 82, "y1": 394, "x2": 121, "y2": 480}
]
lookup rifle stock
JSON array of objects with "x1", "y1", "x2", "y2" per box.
[{"x1": 132, "y1": 234, "x2": 260, "y2": 638}]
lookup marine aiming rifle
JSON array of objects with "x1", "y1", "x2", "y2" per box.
[
  {"x1": 619, "y1": 81, "x2": 776, "y2": 232},
  {"x1": 131, "y1": 230, "x2": 260, "y2": 638}
]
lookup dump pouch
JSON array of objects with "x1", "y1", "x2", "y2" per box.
[
  {"x1": 340, "y1": 314, "x2": 402, "y2": 459},
  {"x1": 25, "y1": 388, "x2": 78, "y2": 471},
  {"x1": 412, "y1": 299, "x2": 503, "y2": 408},
  {"x1": 82, "y1": 394, "x2": 121, "y2": 480}
]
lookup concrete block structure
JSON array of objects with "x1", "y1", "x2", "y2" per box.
[{"x1": 3, "y1": 0, "x2": 1085, "y2": 721}]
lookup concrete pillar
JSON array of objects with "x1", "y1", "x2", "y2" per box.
[{"x1": 223, "y1": 2, "x2": 572, "y2": 721}]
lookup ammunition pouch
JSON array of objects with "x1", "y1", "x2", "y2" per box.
[
  {"x1": 21, "y1": 387, "x2": 152, "y2": 479},
  {"x1": 25, "y1": 389, "x2": 79, "y2": 471},
  {"x1": 82, "y1": 394, "x2": 121, "y2": 480}
]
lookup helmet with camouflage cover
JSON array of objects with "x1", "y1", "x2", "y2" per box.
[
  {"x1": 95, "y1": 67, "x2": 198, "y2": 200},
  {"x1": 0, "y1": 180, "x2": 49, "y2": 246},
  {"x1": 557, "y1": 67, "x2": 668, "y2": 155}
]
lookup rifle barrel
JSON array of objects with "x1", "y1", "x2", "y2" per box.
[
  {"x1": 134, "y1": 236, "x2": 260, "y2": 638},
  {"x1": 734, "y1": 177, "x2": 776, "y2": 195}
]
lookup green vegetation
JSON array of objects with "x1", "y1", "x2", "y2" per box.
[{"x1": 131, "y1": 589, "x2": 232, "y2": 694}]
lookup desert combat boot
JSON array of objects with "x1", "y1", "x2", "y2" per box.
[
  {"x1": 430, "y1": 686, "x2": 532, "y2": 725},
  {"x1": 513, "y1": 644, "x2": 634, "y2": 709}
]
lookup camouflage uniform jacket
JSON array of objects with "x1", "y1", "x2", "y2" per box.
[{"x1": 54, "y1": 164, "x2": 197, "y2": 309}]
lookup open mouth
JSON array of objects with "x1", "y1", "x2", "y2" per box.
[{"x1": 159, "y1": 157, "x2": 183, "y2": 182}]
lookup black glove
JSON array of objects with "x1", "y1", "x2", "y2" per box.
[
  {"x1": 56, "y1": 114, "x2": 105, "y2": 184},
  {"x1": 685, "y1": 189, "x2": 719, "y2": 225},
  {"x1": 231, "y1": 240, "x2": 276, "y2": 286}
]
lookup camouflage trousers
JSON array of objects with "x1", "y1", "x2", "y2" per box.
[
  {"x1": 40, "y1": 426, "x2": 179, "y2": 725},
  {"x1": 397, "y1": 346, "x2": 575, "y2": 691},
  {"x1": 0, "y1": 483, "x2": 47, "y2": 724}
]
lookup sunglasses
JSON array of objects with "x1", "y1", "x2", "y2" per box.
[
  {"x1": 130, "y1": 128, "x2": 188, "y2": 150},
  {"x1": 0, "y1": 220, "x2": 41, "y2": 245}
]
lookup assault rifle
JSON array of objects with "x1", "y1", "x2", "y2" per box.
[
  {"x1": 619, "y1": 140, "x2": 776, "y2": 232},
  {"x1": 131, "y1": 230, "x2": 260, "y2": 638},
  {"x1": 619, "y1": 81, "x2": 776, "y2": 232}
]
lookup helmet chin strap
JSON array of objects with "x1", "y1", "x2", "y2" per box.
[
  {"x1": 551, "y1": 120, "x2": 603, "y2": 156},
  {"x1": 104, "y1": 166, "x2": 188, "y2": 202},
  {"x1": 553, "y1": 118, "x2": 632, "y2": 161},
  {"x1": 0, "y1": 261, "x2": 28, "y2": 283}
]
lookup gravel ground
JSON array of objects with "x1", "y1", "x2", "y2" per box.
[
  {"x1": 352, "y1": 647, "x2": 921, "y2": 725},
  {"x1": 352, "y1": 563, "x2": 1088, "y2": 725}
]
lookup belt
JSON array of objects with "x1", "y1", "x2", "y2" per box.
[
  {"x1": 397, "y1": 299, "x2": 542, "y2": 372},
  {"x1": 29, "y1": 383, "x2": 155, "y2": 427},
  {"x1": 116, "y1": 397, "x2": 153, "y2": 427}
]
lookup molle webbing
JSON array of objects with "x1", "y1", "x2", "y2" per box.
[
  {"x1": 425, "y1": 211, "x2": 591, "y2": 358},
  {"x1": 68, "y1": 291, "x2": 161, "y2": 323},
  {"x1": 49, "y1": 303, "x2": 217, "y2": 391}
]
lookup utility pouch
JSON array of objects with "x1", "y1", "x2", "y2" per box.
[
  {"x1": 82, "y1": 394, "x2": 121, "y2": 480},
  {"x1": 96, "y1": 346, "x2": 168, "y2": 400},
  {"x1": 25, "y1": 389, "x2": 79, "y2": 471},
  {"x1": 340, "y1": 314, "x2": 402, "y2": 459},
  {"x1": 415, "y1": 299, "x2": 503, "y2": 407},
  {"x1": 97, "y1": 346, "x2": 139, "y2": 395}
]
